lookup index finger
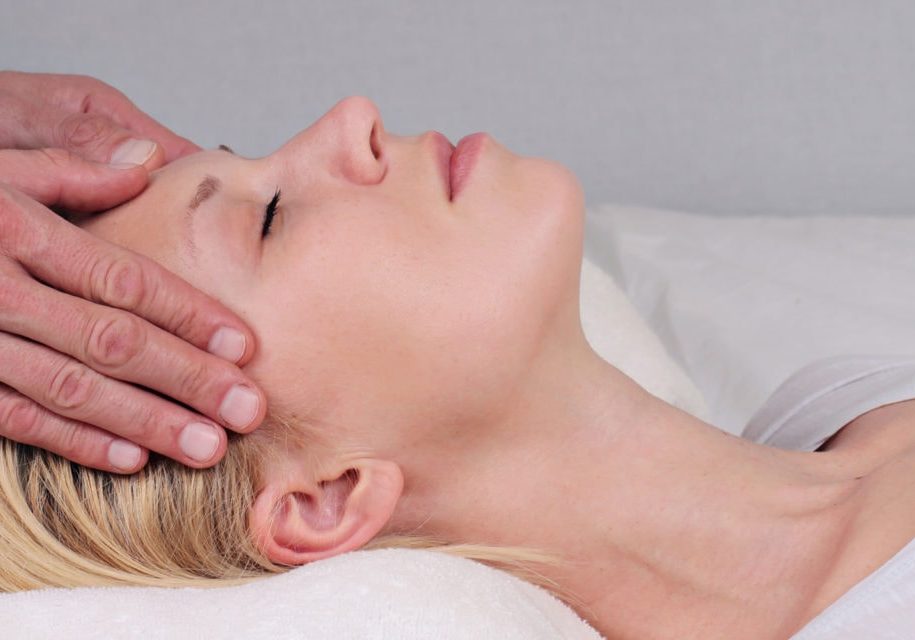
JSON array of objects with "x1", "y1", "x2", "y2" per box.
[{"x1": 3, "y1": 187, "x2": 255, "y2": 366}]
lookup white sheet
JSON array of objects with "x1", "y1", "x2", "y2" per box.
[{"x1": 584, "y1": 204, "x2": 915, "y2": 434}]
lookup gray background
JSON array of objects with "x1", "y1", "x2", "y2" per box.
[{"x1": 3, "y1": 0, "x2": 915, "y2": 216}]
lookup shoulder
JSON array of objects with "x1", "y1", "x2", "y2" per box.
[
  {"x1": 743, "y1": 355, "x2": 915, "y2": 453},
  {"x1": 819, "y1": 398, "x2": 915, "y2": 465}
]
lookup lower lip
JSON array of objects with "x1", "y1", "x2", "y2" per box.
[{"x1": 450, "y1": 133, "x2": 487, "y2": 201}]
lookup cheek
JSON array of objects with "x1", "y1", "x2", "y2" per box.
[{"x1": 244, "y1": 159, "x2": 584, "y2": 434}]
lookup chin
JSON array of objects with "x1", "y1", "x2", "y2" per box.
[
  {"x1": 498, "y1": 156, "x2": 586, "y2": 345},
  {"x1": 525, "y1": 155, "x2": 585, "y2": 272}
]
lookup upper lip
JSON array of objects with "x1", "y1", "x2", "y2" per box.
[{"x1": 429, "y1": 131, "x2": 456, "y2": 200}]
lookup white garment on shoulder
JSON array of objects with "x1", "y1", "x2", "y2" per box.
[
  {"x1": 743, "y1": 354, "x2": 915, "y2": 452},
  {"x1": 741, "y1": 354, "x2": 915, "y2": 639}
]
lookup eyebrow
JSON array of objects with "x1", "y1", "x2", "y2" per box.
[
  {"x1": 188, "y1": 175, "x2": 221, "y2": 211},
  {"x1": 182, "y1": 146, "x2": 236, "y2": 261},
  {"x1": 183, "y1": 174, "x2": 222, "y2": 262}
]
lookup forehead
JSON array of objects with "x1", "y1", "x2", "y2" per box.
[{"x1": 83, "y1": 150, "x2": 238, "y2": 274}]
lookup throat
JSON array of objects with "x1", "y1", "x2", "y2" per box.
[
  {"x1": 398, "y1": 350, "x2": 866, "y2": 639},
  {"x1": 466, "y1": 413, "x2": 861, "y2": 639},
  {"x1": 570, "y1": 475, "x2": 860, "y2": 640}
]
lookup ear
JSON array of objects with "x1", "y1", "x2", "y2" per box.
[{"x1": 248, "y1": 456, "x2": 404, "y2": 565}]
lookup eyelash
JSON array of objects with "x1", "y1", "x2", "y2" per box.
[{"x1": 262, "y1": 188, "x2": 281, "y2": 238}]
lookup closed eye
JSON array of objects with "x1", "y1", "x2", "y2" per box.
[{"x1": 262, "y1": 188, "x2": 281, "y2": 238}]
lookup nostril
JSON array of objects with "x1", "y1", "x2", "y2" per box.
[{"x1": 369, "y1": 122, "x2": 381, "y2": 160}]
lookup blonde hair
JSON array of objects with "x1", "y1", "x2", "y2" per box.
[{"x1": 0, "y1": 412, "x2": 580, "y2": 608}]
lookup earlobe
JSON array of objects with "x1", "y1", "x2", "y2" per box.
[{"x1": 249, "y1": 458, "x2": 404, "y2": 566}]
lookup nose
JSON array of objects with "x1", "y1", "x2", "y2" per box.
[{"x1": 285, "y1": 95, "x2": 386, "y2": 185}]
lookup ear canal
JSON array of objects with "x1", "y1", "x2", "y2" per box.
[
  {"x1": 310, "y1": 469, "x2": 359, "y2": 530},
  {"x1": 249, "y1": 458, "x2": 403, "y2": 565}
]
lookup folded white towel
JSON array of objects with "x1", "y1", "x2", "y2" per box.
[{"x1": 0, "y1": 549, "x2": 603, "y2": 639}]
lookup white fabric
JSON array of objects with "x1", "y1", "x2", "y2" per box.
[
  {"x1": 0, "y1": 255, "x2": 707, "y2": 639},
  {"x1": 579, "y1": 255, "x2": 708, "y2": 420},
  {"x1": 738, "y1": 355, "x2": 915, "y2": 639},
  {"x1": 585, "y1": 204, "x2": 915, "y2": 434},
  {"x1": 744, "y1": 354, "x2": 915, "y2": 452},
  {"x1": 791, "y1": 537, "x2": 915, "y2": 640},
  {"x1": 0, "y1": 549, "x2": 602, "y2": 640}
]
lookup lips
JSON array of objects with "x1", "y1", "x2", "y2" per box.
[
  {"x1": 429, "y1": 130, "x2": 488, "y2": 201},
  {"x1": 430, "y1": 131, "x2": 456, "y2": 199},
  {"x1": 449, "y1": 132, "x2": 487, "y2": 201}
]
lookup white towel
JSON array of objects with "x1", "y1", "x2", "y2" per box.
[{"x1": 0, "y1": 549, "x2": 603, "y2": 640}]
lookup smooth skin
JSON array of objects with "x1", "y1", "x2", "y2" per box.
[
  {"x1": 0, "y1": 71, "x2": 266, "y2": 473},
  {"x1": 80, "y1": 95, "x2": 915, "y2": 639}
]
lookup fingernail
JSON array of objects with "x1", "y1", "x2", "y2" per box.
[
  {"x1": 110, "y1": 138, "x2": 157, "y2": 166},
  {"x1": 207, "y1": 327, "x2": 247, "y2": 363},
  {"x1": 179, "y1": 422, "x2": 221, "y2": 462},
  {"x1": 219, "y1": 385, "x2": 260, "y2": 430},
  {"x1": 108, "y1": 439, "x2": 142, "y2": 471}
]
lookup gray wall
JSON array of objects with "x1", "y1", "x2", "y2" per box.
[{"x1": 3, "y1": 0, "x2": 915, "y2": 216}]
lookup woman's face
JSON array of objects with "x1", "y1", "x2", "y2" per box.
[{"x1": 83, "y1": 96, "x2": 585, "y2": 456}]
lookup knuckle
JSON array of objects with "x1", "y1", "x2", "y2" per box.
[
  {"x1": 86, "y1": 312, "x2": 145, "y2": 369},
  {"x1": 73, "y1": 73, "x2": 109, "y2": 93},
  {"x1": 169, "y1": 301, "x2": 203, "y2": 341},
  {"x1": 69, "y1": 74, "x2": 97, "y2": 93},
  {"x1": 124, "y1": 403, "x2": 173, "y2": 443},
  {"x1": 47, "y1": 360, "x2": 93, "y2": 411},
  {"x1": 0, "y1": 396, "x2": 43, "y2": 442},
  {"x1": 56, "y1": 112, "x2": 112, "y2": 151},
  {"x1": 47, "y1": 360, "x2": 95, "y2": 412},
  {"x1": 35, "y1": 147, "x2": 76, "y2": 169},
  {"x1": 178, "y1": 360, "x2": 213, "y2": 400},
  {"x1": 52, "y1": 421, "x2": 94, "y2": 463},
  {"x1": 90, "y1": 255, "x2": 146, "y2": 308}
]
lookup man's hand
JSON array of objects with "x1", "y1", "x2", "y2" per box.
[
  {"x1": 0, "y1": 70, "x2": 199, "y2": 166},
  {"x1": 0, "y1": 156, "x2": 267, "y2": 472},
  {"x1": 0, "y1": 72, "x2": 266, "y2": 473}
]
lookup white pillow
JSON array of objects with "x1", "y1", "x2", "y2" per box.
[
  {"x1": 0, "y1": 549, "x2": 603, "y2": 640},
  {"x1": 585, "y1": 204, "x2": 915, "y2": 434},
  {"x1": 579, "y1": 255, "x2": 708, "y2": 420}
]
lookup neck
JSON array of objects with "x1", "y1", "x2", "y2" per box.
[{"x1": 396, "y1": 335, "x2": 868, "y2": 640}]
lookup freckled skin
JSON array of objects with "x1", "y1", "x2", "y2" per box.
[{"x1": 82, "y1": 95, "x2": 586, "y2": 459}]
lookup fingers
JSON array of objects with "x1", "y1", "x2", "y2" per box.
[
  {"x1": 0, "y1": 148, "x2": 149, "y2": 211},
  {"x1": 0, "y1": 186, "x2": 265, "y2": 473},
  {"x1": 1, "y1": 270, "x2": 265, "y2": 435},
  {"x1": 46, "y1": 105, "x2": 168, "y2": 169},
  {"x1": 0, "y1": 332, "x2": 230, "y2": 470},
  {"x1": 0, "y1": 382, "x2": 150, "y2": 474},
  {"x1": 77, "y1": 86, "x2": 202, "y2": 163},
  {"x1": 1, "y1": 186, "x2": 258, "y2": 370},
  {"x1": 0, "y1": 70, "x2": 201, "y2": 166},
  {"x1": 3, "y1": 96, "x2": 166, "y2": 170}
]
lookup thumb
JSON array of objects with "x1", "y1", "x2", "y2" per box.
[
  {"x1": 0, "y1": 148, "x2": 149, "y2": 211},
  {"x1": 43, "y1": 106, "x2": 167, "y2": 170}
]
